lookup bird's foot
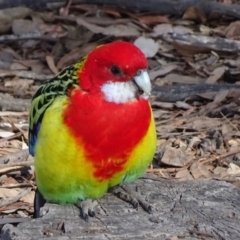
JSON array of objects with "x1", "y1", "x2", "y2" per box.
[
  {"x1": 111, "y1": 185, "x2": 153, "y2": 214},
  {"x1": 76, "y1": 199, "x2": 98, "y2": 222}
]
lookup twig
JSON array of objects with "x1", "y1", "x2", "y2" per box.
[
  {"x1": 0, "y1": 149, "x2": 29, "y2": 165},
  {"x1": 0, "y1": 165, "x2": 28, "y2": 174},
  {"x1": 152, "y1": 83, "x2": 240, "y2": 102},
  {"x1": 147, "y1": 166, "x2": 188, "y2": 174},
  {"x1": 0, "y1": 111, "x2": 28, "y2": 117},
  {"x1": 0, "y1": 183, "x2": 33, "y2": 188},
  {"x1": 0, "y1": 31, "x2": 57, "y2": 43},
  {"x1": 198, "y1": 149, "x2": 240, "y2": 164},
  {"x1": 0, "y1": 70, "x2": 53, "y2": 81},
  {"x1": 0, "y1": 160, "x2": 34, "y2": 173},
  {"x1": 20, "y1": 176, "x2": 36, "y2": 190},
  {"x1": 0, "y1": 132, "x2": 23, "y2": 142},
  {"x1": 49, "y1": 14, "x2": 132, "y2": 25},
  {"x1": 0, "y1": 188, "x2": 32, "y2": 208},
  {"x1": 220, "y1": 111, "x2": 240, "y2": 132}
]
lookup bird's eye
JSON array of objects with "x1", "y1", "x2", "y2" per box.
[{"x1": 110, "y1": 65, "x2": 122, "y2": 76}]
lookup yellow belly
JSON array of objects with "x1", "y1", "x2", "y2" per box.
[{"x1": 34, "y1": 96, "x2": 156, "y2": 204}]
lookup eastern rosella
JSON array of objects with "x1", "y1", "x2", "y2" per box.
[{"x1": 29, "y1": 41, "x2": 156, "y2": 219}]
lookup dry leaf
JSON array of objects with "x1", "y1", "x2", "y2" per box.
[
  {"x1": 10, "y1": 62, "x2": 28, "y2": 71},
  {"x1": 225, "y1": 21, "x2": 240, "y2": 39},
  {"x1": 0, "y1": 201, "x2": 32, "y2": 213},
  {"x1": 38, "y1": 23, "x2": 67, "y2": 38},
  {"x1": 161, "y1": 73, "x2": 205, "y2": 84},
  {"x1": 46, "y1": 55, "x2": 58, "y2": 75},
  {"x1": 160, "y1": 146, "x2": 193, "y2": 167},
  {"x1": 227, "y1": 163, "x2": 240, "y2": 175},
  {"x1": 137, "y1": 15, "x2": 170, "y2": 25},
  {"x1": 104, "y1": 24, "x2": 140, "y2": 37},
  {"x1": 77, "y1": 18, "x2": 140, "y2": 37},
  {"x1": 228, "y1": 139, "x2": 240, "y2": 146},
  {"x1": 175, "y1": 101, "x2": 192, "y2": 110},
  {"x1": 0, "y1": 188, "x2": 21, "y2": 198},
  {"x1": 0, "y1": 7, "x2": 31, "y2": 23},
  {"x1": 4, "y1": 76, "x2": 33, "y2": 89},
  {"x1": 12, "y1": 19, "x2": 37, "y2": 35},
  {"x1": 213, "y1": 90, "x2": 229, "y2": 103},
  {"x1": 175, "y1": 169, "x2": 194, "y2": 181},
  {"x1": 63, "y1": 25, "x2": 93, "y2": 51},
  {"x1": 173, "y1": 25, "x2": 193, "y2": 35},
  {"x1": 134, "y1": 37, "x2": 159, "y2": 58},
  {"x1": 18, "y1": 60, "x2": 45, "y2": 74},
  {"x1": 153, "y1": 109, "x2": 169, "y2": 119},
  {"x1": 190, "y1": 161, "x2": 213, "y2": 179},
  {"x1": 187, "y1": 137, "x2": 201, "y2": 150},
  {"x1": 183, "y1": 117, "x2": 222, "y2": 131},
  {"x1": 57, "y1": 43, "x2": 97, "y2": 70},
  {"x1": 0, "y1": 7, "x2": 31, "y2": 33},
  {"x1": 199, "y1": 25, "x2": 212, "y2": 36},
  {"x1": 206, "y1": 66, "x2": 228, "y2": 83},
  {"x1": 153, "y1": 101, "x2": 174, "y2": 109},
  {"x1": 1, "y1": 176, "x2": 19, "y2": 186},
  {"x1": 149, "y1": 64, "x2": 179, "y2": 80},
  {"x1": 0, "y1": 131, "x2": 15, "y2": 138},
  {"x1": 198, "y1": 51, "x2": 219, "y2": 66},
  {"x1": 183, "y1": 6, "x2": 207, "y2": 23},
  {"x1": 102, "y1": 8, "x2": 122, "y2": 17},
  {"x1": 20, "y1": 191, "x2": 35, "y2": 204},
  {"x1": 152, "y1": 23, "x2": 193, "y2": 36},
  {"x1": 213, "y1": 166, "x2": 229, "y2": 178},
  {"x1": 0, "y1": 23, "x2": 11, "y2": 33},
  {"x1": 152, "y1": 23, "x2": 173, "y2": 35}
]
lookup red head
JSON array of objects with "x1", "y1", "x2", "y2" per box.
[{"x1": 79, "y1": 41, "x2": 147, "y2": 88}]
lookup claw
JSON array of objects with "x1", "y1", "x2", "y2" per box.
[
  {"x1": 111, "y1": 185, "x2": 153, "y2": 214},
  {"x1": 76, "y1": 199, "x2": 98, "y2": 221}
]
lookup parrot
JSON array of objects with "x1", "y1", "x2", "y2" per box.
[{"x1": 29, "y1": 41, "x2": 156, "y2": 220}]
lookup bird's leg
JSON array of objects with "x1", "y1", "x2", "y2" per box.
[
  {"x1": 76, "y1": 199, "x2": 98, "y2": 222},
  {"x1": 34, "y1": 188, "x2": 46, "y2": 218},
  {"x1": 110, "y1": 185, "x2": 153, "y2": 214}
]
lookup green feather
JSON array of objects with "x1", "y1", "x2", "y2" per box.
[{"x1": 29, "y1": 60, "x2": 85, "y2": 155}]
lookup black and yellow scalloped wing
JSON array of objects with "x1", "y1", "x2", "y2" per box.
[{"x1": 28, "y1": 63, "x2": 82, "y2": 156}]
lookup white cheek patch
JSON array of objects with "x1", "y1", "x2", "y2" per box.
[{"x1": 101, "y1": 81, "x2": 137, "y2": 103}]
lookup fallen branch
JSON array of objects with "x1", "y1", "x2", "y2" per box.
[
  {"x1": 75, "y1": 0, "x2": 240, "y2": 20},
  {"x1": 1, "y1": 0, "x2": 240, "y2": 21},
  {"x1": 3, "y1": 178, "x2": 240, "y2": 239},
  {"x1": 158, "y1": 33, "x2": 240, "y2": 53},
  {"x1": 199, "y1": 148, "x2": 240, "y2": 165},
  {"x1": 152, "y1": 83, "x2": 240, "y2": 102}
]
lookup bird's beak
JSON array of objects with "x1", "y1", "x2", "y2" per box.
[{"x1": 133, "y1": 70, "x2": 151, "y2": 98}]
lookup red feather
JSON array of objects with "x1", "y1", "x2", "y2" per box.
[{"x1": 63, "y1": 90, "x2": 151, "y2": 181}]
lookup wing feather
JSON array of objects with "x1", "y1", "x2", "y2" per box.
[{"x1": 29, "y1": 62, "x2": 84, "y2": 156}]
